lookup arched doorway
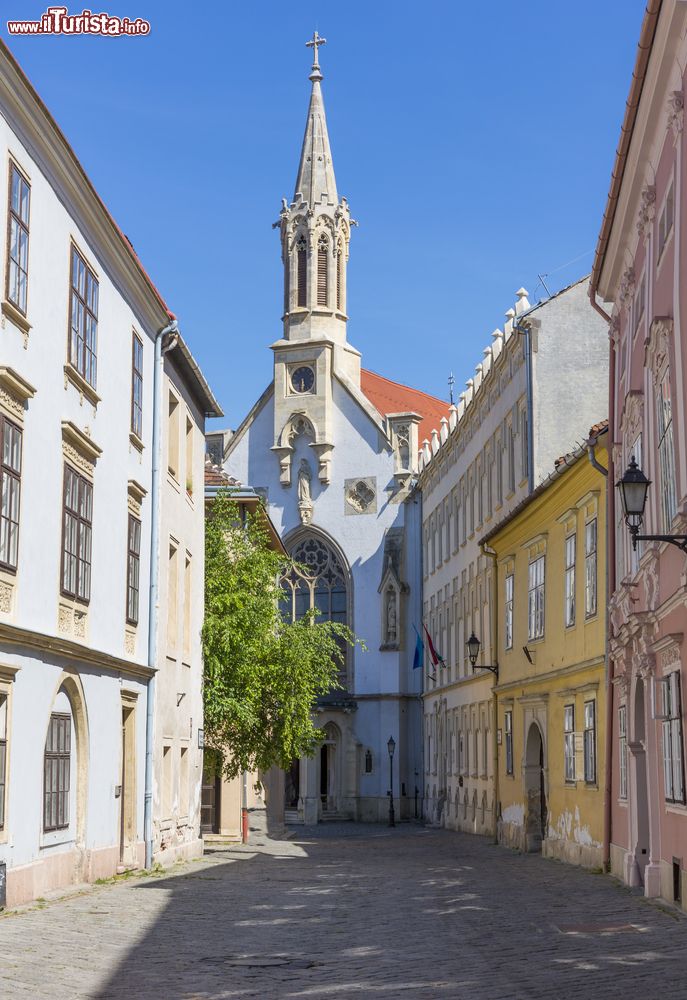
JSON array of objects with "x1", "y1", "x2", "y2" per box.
[
  {"x1": 524, "y1": 722, "x2": 547, "y2": 852},
  {"x1": 633, "y1": 678, "x2": 650, "y2": 885},
  {"x1": 319, "y1": 722, "x2": 340, "y2": 815},
  {"x1": 43, "y1": 674, "x2": 89, "y2": 868}
]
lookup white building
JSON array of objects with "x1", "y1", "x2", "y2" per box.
[
  {"x1": 419, "y1": 279, "x2": 608, "y2": 835},
  {"x1": 224, "y1": 38, "x2": 448, "y2": 824},
  {"x1": 0, "y1": 40, "x2": 220, "y2": 906}
]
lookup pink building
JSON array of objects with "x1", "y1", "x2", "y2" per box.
[{"x1": 591, "y1": 0, "x2": 687, "y2": 908}]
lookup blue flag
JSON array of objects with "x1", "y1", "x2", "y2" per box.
[{"x1": 412, "y1": 625, "x2": 424, "y2": 670}]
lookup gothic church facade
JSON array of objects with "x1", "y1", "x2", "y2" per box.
[{"x1": 224, "y1": 38, "x2": 448, "y2": 823}]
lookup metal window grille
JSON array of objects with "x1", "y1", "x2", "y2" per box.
[
  {"x1": 43, "y1": 713, "x2": 71, "y2": 831},
  {"x1": 6, "y1": 163, "x2": 30, "y2": 314},
  {"x1": 68, "y1": 246, "x2": 99, "y2": 388},
  {"x1": 0, "y1": 416, "x2": 21, "y2": 571}
]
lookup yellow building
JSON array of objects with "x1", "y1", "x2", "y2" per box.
[{"x1": 482, "y1": 424, "x2": 607, "y2": 869}]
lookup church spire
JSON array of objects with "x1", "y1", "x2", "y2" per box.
[
  {"x1": 294, "y1": 31, "x2": 338, "y2": 207},
  {"x1": 276, "y1": 32, "x2": 353, "y2": 346}
]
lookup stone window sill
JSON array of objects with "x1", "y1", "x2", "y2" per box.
[
  {"x1": 64, "y1": 363, "x2": 100, "y2": 408},
  {"x1": 1, "y1": 298, "x2": 31, "y2": 335},
  {"x1": 129, "y1": 431, "x2": 144, "y2": 452}
]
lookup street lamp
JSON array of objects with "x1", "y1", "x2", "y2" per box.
[
  {"x1": 387, "y1": 735, "x2": 396, "y2": 828},
  {"x1": 617, "y1": 457, "x2": 687, "y2": 553},
  {"x1": 466, "y1": 632, "x2": 499, "y2": 679}
]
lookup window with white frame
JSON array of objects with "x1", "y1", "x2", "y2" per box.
[
  {"x1": 505, "y1": 710, "x2": 513, "y2": 775},
  {"x1": 564, "y1": 533, "x2": 576, "y2": 627},
  {"x1": 658, "y1": 180, "x2": 674, "y2": 260},
  {"x1": 564, "y1": 704, "x2": 575, "y2": 782},
  {"x1": 528, "y1": 555, "x2": 545, "y2": 640},
  {"x1": 44, "y1": 712, "x2": 71, "y2": 831},
  {"x1": 584, "y1": 700, "x2": 596, "y2": 783},
  {"x1": 585, "y1": 519, "x2": 597, "y2": 619},
  {"x1": 632, "y1": 272, "x2": 645, "y2": 334},
  {"x1": 618, "y1": 705, "x2": 627, "y2": 800},
  {"x1": 657, "y1": 372, "x2": 677, "y2": 530},
  {"x1": 0, "y1": 414, "x2": 22, "y2": 572},
  {"x1": 661, "y1": 672, "x2": 685, "y2": 804},
  {"x1": 6, "y1": 162, "x2": 30, "y2": 315},
  {"x1": 505, "y1": 573, "x2": 514, "y2": 650}
]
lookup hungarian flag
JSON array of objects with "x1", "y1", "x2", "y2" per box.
[
  {"x1": 423, "y1": 624, "x2": 445, "y2": 668},
  {"x1": 412, "y1": 626, "x2": 424, "y2": 670}
]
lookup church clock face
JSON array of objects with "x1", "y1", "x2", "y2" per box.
[{"x1": 290, "y1": 365, "x2": 315, "y2": 394}]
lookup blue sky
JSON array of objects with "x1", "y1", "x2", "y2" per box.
[{"x1": 4, "y1": 1, "x2": 643, "y2": 429}]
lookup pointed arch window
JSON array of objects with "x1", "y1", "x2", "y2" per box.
[
  {"x1": 281, "y1": 535, "x2": 349, "y2": 687},
  {"x1": 336, "y1": 239, "x2": 344, "y2": 312},
  {"x1": 296, "y1": 235, "x2": 307, "y2": 308},
  {"x1": 317, "y1": 234, "x2": 329, "y2": 306}
]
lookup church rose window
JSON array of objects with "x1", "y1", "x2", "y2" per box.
[{"x1": 281, "y1": 535, "x2": 348, "y2": 686}]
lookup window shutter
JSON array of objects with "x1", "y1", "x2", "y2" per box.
[
  {"x1": 296, "y1": 238, "x2": 307, "y2": 307},
  {"x1": 317, "y1": 236, "x2": 328, "y2": 306}
]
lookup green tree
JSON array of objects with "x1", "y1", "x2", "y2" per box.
[{"x1": 202, "y1": 491, "x2": 358, "y2": 778}]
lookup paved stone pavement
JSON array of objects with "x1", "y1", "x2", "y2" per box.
[{"x1": 1, "y1": 824, "x2": 687, "y2": 999}]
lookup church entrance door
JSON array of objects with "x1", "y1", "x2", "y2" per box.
[{"x1": 319, "y1": 724, "x2": 340, "y2": 817}]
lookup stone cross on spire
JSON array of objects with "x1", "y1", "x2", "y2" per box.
[{"x1": 306, "y1": 30, "x2": 327, "y2": 69}]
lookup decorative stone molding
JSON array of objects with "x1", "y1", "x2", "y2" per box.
[
  {"x1": 378, "y1": 529, "x2": 407, "y2": 651},
  {"x1": 61, "y1": 421, "x2": 102, "y2": 479},
  {"x1": 124, "y1": 627, "x2": 136, "y2": 656},
  {"x1": 58, "y1": 600, "x2": 89, "y2": 641},
  {"x1": 64, "y1": 363, "x2": 101, "y2": 409},
  {"x1": 644, "y1": 317, "x2": 672, "y2": 384},
  {"x1": 0, "y1": 579, "x2": 13, "y2": 615},
  {"x1": 667, "y1": 89, "x2": 684, "y2": 143},
  {"x1": 636, "y1": 652, "x2": 656, "y2": 680},
  {"x1": 297, "y1": 458, "x2": 313, "y2": 525},
  {"x1": 1, "y1": 299, "x2": 31, "y2": 345},
  {"x1": 620, "y1": 389, "x2": 644, "y2": 444},
  {"x1": 127, "y1": 479, "x2": 147, "y2": 518},
  {"x1": 618, "y1": 267, "x2": 635, "y2": 308},
  {"x1": 636, "y1": 184, "x2": 656, "y2": 239},
  {"x1": 609, "y1": 312, "x2": 620, "y2": 348},
  {"x1": 0, "y1": 366, "x2": 36, "y2": 422},
  {"x1": 642, "y1": 543, "x2": 661, "y2": 611},
  {"x1": 344, "y1": 477, "x2": 376, "y2": 515},
  {"x1": 609, "y1": 580, "x2": 639, "y2": 637}
]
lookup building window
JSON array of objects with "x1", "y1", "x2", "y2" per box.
[
  {"x1": 126, "y1": 514, "x2": 141, "y2": 626},
  {"x1": 632, "y1": 273, "x2": 646, "y2": 334},
  {"x1": 0, "y1": 414, "x2": 22, "y2": 571},
  {"x1": 131, "y1": 333, "x2": 143, "y2": 439},
  {"x1": 68, "y1": 246, "x2": 98, "y2": 388},
  {"x1": 564, "y1": 705, "x2": 575, "y2": 782},
  {"x1": 507, "y1": 423, "x2": 515, "y2": 494},
  {"x1": 179, "y1": 746, "x2": 189, "y2": 817},
  {"x1": 168, "y1": 392, "x2": 180, "y2": 480},
  {"x1": 584, "y1": 519, "x2": 597, "y2": 618},
  {"x1": 661, "y1": 672, "x2": 685, "y2": 804},
  {"x1": 336, "y1": 239, "x2": 344, "y2": 311},
  {"x1": 584, "y1": 700, "x2": 596, "y2": 783},
  {"x1": 364, "y1": 749, "x2": 373, "y2": 773},
  {"x1": 183, "y1": 553, "x2": 191, "y2": 661},
  {"x1": 658, "y1": 180, "x2": 674, "y2": 260},
  {"x1": 564, "y1": 533, "x2": 576, "y2": 627},
  {"x1": 505, "y1": 710, "x2": 513, "y2": 775},
  {"x1": 520, "y1": 408, "x2": 528, "y2": 481},
  {"x1": 317, "y1": 233, "x2": 328, "y2": 306},
  {"x1": 61, "y1": 465, "x2": 93, "y2": 603},
  {"x1": 43, "y1": 713, "x2": 71, "y2": 831},
  {"x1": 0, "y1": 694, "x2": 6, "y2": 829},
  {"x1": 618, "y1": 705, "x2": 627, "y2": 800},
  {"x1": 657, "y1": 372, "x2": 677, "y2": 530},
  {"x1": 167, "y1": 542, "x2": 178, "y2": 650},
  {"x1": 505, "y1": 573, "x2": 514, "y2": 650},
  {"x1": 162, "y1": 744, "x2": 172, "y2": 818},
  {"x1": 528, "y1": 555, "x2": 545, "y2": 640},
  {"x1": 185, "y1": 416, "x2": 193, "y2": 496},
  {"x1": 6, "y1": 162, "x2": 30, "y2": 314},
  {"x1": 296, "y1": 235, "x2": 307, "y2": 307}
]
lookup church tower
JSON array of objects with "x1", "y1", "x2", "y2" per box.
[{"x1": 271, "y1": 33, "x2": 358, "y2": 493}]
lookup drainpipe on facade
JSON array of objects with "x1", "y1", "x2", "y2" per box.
[
  {"x1": 589, "y1": 287, "x2": 614, "y2": 873},
  {"x1": 481, "y1": 542, "x2": 500, "y2": 845},
  {"x1": 144, "y1": 317, "x2": 179, "y2": 870}
]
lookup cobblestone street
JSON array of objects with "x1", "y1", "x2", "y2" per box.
[{"x1": 2, "y1": 825, "x2": 687, "y2": 999}]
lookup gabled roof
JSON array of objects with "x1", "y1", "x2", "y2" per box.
[{"x1": 360, "y1": 369, "x2": 451, "y2": 446}]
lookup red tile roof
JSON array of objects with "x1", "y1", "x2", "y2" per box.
[
  {"x1": 360, "y1": 369, "x2": 451, "y2": 448},
  {"x1": 204, "y1": 461, "x2": 239, "y2": 488}
]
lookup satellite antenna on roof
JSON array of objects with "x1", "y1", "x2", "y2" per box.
[{"x1": 536, "y1": 272, "x2": 552, "y2": 299}]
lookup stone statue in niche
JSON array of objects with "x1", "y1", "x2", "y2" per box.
[
  {"x1": 298, "y1": 459, "x2": 313, "y2": 525},
  {"x1": 386, "y1": 587, "x2": 397, "y2": 644}
]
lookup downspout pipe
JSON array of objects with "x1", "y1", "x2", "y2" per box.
[
  {"x1": 589, "y1": 285, "x2": 614, "y2": 874},
  {"x1": 144, "y1": 317, "x2": 179, "y2": 870}
]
